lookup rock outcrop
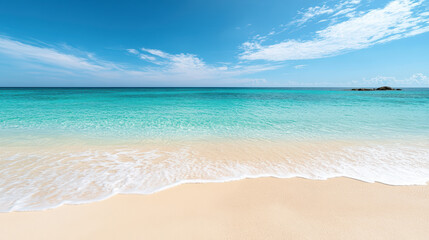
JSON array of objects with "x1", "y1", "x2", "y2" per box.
[{"x1": 351, "y1": 86, "x2": 401, "y2": 91}]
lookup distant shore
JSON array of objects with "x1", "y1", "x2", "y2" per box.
[{"x1": 1, "y1": 177, "x2": 428, "y2": 240}]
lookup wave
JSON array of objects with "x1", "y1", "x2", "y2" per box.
[{"x1": 1, "y1": 141, "x2": 428, "y2": 212}]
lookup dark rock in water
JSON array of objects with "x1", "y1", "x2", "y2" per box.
[
  {"x1": 351, "y1": 86, "x2": 401, "y2": 91},
  {"x1": 376, "y1": 86, "x2": 394, "y2": 90},
  {"x1": 351, "y1": 88, "x2": 374, "y2": 91}
]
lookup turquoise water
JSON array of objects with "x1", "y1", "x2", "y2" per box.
[
  {"x1": 1, "y1": 88, "x2": 429, "y2": 212},
  {"x1": 1, "y1": 88, "x2": 428, "y2": 141}
]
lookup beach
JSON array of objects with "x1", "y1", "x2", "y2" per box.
[
  {"x1": 1, "y1": 177, "x2": 428, "y2": 240},
  {"x1": 1, "y1": 0, "x2": 429, "y2": 238}
]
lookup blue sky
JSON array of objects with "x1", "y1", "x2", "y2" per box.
[{"x1": 0, "y1": 0, "x2": 428, "y2": 87}]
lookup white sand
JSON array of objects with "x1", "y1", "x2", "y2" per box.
[{"x1": 0, "y1": 177, "x2": 428, "y2": 240}]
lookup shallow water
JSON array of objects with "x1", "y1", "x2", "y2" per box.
[{"x1": 1, "y1": 88, "x2": 428, "y2": 211}]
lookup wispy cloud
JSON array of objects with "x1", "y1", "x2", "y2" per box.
[
  {"x1": 126, "y1": 47, "x2": 281, "y2": 82},
  {"x1": 292, "y1": 0, "x2": 363, "y2": 27},
  {"x1": 294, "y1": 64, "x2": 306, "y2": 69},
  {"x1": 138, "y1": 54, "x2": 157, "y2": 62},
  {"x1": 0, "y1": 36, "x2": 107, "y2": 71},
  {"x1": 362, "y1": 73, "x2": 429, "y2": 86},
  {"x1": 258, "y1": 0, "x2": 363, "y2": 39},
  {"x1": 0, "y1": 36, "x2": 279, "y2": 86},
  {"x1": 126, "y1": 48, "x2": 139, "y2": 55},
  {"x1": 240, "y1": 0, "x2": 429, "y2": 61},
  {"x1": 293, "y1": 5, "x2": 335, "y2": 26},
  {"x1": 127, "y1": 48, "x2": 159, "y2": 63}
]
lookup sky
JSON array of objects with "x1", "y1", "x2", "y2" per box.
[{"x1": 0, "y1": 0, "x2": 428, "y2": 87}]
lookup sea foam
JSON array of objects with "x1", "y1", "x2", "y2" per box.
[{"x1": 1, "y1": 141, "x2": 428, "y2": 212}]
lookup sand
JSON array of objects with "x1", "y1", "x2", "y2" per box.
[{"x1": 0, "y1": 177, "x2": 428, "y2": 240}]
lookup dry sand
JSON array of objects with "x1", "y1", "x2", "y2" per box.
[{"x1": 0, "y1": 177, "x2": 428, "y2": 240}]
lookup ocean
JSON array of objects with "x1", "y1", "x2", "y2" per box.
[{"x1": 1, "y1": 88, "x2": 428, "y2": 211}]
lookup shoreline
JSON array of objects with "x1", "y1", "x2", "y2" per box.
[
  {"x1": 2, "y1": 139, "x2": 429, "y2": 212},
  {"x1": 3, "y1": 175, "x2": 429, "y2": 213},
  {"x1": 1, "y1": 177, "x2": 428, "y2": 239}
]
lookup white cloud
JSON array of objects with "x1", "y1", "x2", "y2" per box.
[
  {"x1": 260, "y1": 0, "x2": 361, "y2": 39},
  {"x1": 294, "y1": 5, "x2": 335, "y2": 26},
  {"x1": 139, "y1": 54, "x2": 157, "y2": 62},
  {"x1": 294, "y1": 64, "x2": 306, "y2": 69},
  {"x1": 126, "y1": 48, "x2": 163, "y2": 64},
  {"x1": 123, "y1": 47, "x2": 281, "y2": 80},
  {"x1": 292, "y1": 0, "x2": 361, "y2": 26},
  {"x1": 241, "y1": 0, "x2": 429, "y2": 61},
  {"x1": 140, "y1": 48, "x2": 207, "y2": 70},
  {"x1": 408, "y1": 73, "x2": 429, "y2": 84},
  {"x1": 333, "y1": 7, "x2": 357, "y2": 17},
  {"x1": 133, "y1": 48, "x2": 282, "y2": 82},
  {"x1": 0, "y1": 37, "x2": 106, "y2": 71},
  {"x1": 141, "y1": 48, "x2": 170, "y2": 58},
  {"x1": 0, "y1": 36, "x2": 280, "y2": 86},
  {"x1": 127, "y1": 49, "x2": 139, "y2": 55},
  {"x1": 363, "y1": 73, "x2": 429, "y2": 86}
]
